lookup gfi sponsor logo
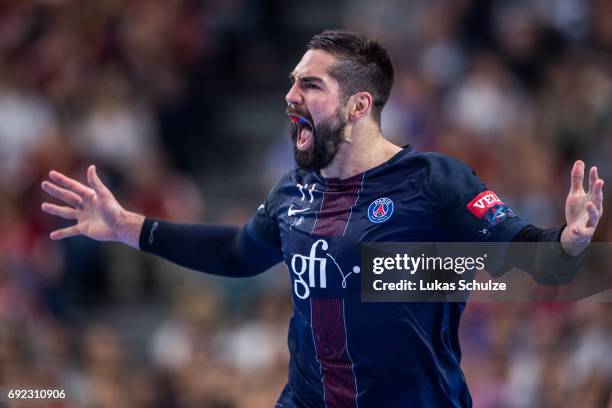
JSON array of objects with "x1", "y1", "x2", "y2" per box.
[{"x1": 290, "y1": 239, "x2": 360, "y2": 299}]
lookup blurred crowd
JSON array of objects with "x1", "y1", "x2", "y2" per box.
[{"x1": 0, "y1": 0, "x2": 611, "y2": 407}]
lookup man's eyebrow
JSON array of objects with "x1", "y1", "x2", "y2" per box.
[
  {"x1": 288, "y1": 72, "x2": 324, "y2": 84},
  {"x1": 301, "y1": 76, "x2": 324, "y2": 84}
]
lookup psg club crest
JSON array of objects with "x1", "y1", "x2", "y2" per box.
[{"x1": 367, "y1": 197, "x2": 394, "y2": 223}]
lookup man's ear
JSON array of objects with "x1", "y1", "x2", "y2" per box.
[{"x1": 348, "y1": 92, "x2": 373, "y2": 121}]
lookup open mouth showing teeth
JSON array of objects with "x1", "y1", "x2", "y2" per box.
[{"x1": 289, "y1": 115, "x2": 314, "y2": 151}]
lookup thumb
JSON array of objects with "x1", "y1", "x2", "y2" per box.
[{"x1": 87, "y1": 165, "x2": 111, "y2": 196}]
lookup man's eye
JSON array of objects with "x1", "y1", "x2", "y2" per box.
[{"x1": 305, "y1": 84, "x2": 320, "y2": 90}]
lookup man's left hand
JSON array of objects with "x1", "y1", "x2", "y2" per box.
[{"x1": 561, "y1": 160, "x2": 604, "y2": 256}]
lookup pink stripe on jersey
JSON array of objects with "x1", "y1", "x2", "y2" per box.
[
  {"x1": 311, "y1": 298, "x2": 357, "y2": 408},
  {"x1": 312, "y1": 173, "x2": 363, "y2": 237}
]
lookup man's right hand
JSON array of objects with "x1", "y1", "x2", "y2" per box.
[{"x1": 41, "y1": 165, "x2": 144, "y2": 249}]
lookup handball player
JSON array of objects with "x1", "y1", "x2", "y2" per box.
[{"x1": 41, "y1": 30, "x2": 604, "y2": 407}]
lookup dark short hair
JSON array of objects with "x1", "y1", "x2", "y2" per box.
[{"x1": 307, "y1": 30, "x2": 394, "y2": 125}]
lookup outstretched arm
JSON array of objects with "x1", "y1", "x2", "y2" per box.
[
  {"x1": 41, "y1": 166, "x2": 283, "y2": 277},
  {"x1": 137, "y1": 219, "x2": 282, "y2": 277}
]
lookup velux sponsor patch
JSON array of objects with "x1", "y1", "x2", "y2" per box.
[{"x1": 467, "y1": 190, "x2": 515, "y2": 227}]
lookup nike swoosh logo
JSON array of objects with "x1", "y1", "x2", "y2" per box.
[{"x1": 288, "y1": 204, "x2": 309, "y2": 217}]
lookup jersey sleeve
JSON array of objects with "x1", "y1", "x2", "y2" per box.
[
  {"x1": 244, "y1": 173, "x2": 287, "y2": 251},
  {"x1": 137, "y1": 174, "x2": 288, "y2": 277},
  {"x1": 426, "y1": 155, "x2": 530, "y2": 242}
]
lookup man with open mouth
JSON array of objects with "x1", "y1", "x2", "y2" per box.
[{"x1": 41, "y1": 30, "x2": 604, "y2": 407}]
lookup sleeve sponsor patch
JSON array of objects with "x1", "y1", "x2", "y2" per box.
[{"x1": 467, "y1": 190, "x2": 516, "y2": 227}]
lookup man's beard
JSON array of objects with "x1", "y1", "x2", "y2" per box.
[{"x1": 290, "y1": 109, "x2": 347, "y2": 172}]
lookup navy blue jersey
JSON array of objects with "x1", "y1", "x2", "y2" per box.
[{"x1": 247, "y1": 147, "x2": 529, "y2": 408}]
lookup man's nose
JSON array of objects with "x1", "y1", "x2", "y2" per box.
[{"x1": 285, "y1": 82, "x2": 302, "y2": 106}]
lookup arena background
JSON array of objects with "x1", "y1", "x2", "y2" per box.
[{"x1": 0, "y1": 0, "x2": 611, "y2": 407}]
